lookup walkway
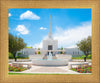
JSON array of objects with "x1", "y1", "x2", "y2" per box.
[{"x1": 11, "y1": 65, "x2": 80, "y2": 74}]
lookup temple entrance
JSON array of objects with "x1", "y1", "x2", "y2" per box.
[
  {"x1": 48, "y1": 45, "x2": 53, "y2": 55},
  {"x1": 48, "y1": 45, "x2": 52, "y2": 50}
]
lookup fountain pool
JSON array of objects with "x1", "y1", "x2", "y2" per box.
[
  {"x1": 31, "y1": 51, "x2": 72, "y2": 66},
  {"x1": 32, "y1": 59, "x2": 71, "y2": 66}
]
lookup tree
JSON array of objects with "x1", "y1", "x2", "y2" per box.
[
  {"x1": 38, "y1": 48, "x2": 40, "y2": 50},
  {"x1": 38, "y1": 48, "x2": 41, "y2": 54},
  {"x1": 9, "y1": 52, "x2": 14, "y2": 59},
  {"x1": 77, "y1": 36, "x2": 91, "y2": 61},
  {"x1": 60, "y1": 47, "x2": 64, "y2": 54},
  {"x1": 38, "y1": 51, "x2": 41, "y2": 54},
  {"x1": 9, "y1": 34, "x2": 26, "y2": 61},
  {"x1": 61, "y1": 47, "x2": 63, "y2": 50}
]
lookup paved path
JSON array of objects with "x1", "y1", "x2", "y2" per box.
[
  {"x1": 9, "y1": 65, "x2": 92, "y2": 74},
  {"x1": 11, "y1": 65, "x2": 80, "y2": 74}
]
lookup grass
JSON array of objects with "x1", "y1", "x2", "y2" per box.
[
  {"x1": 72, "y1": 58, "x2": 91, "y2": 59},
  {"x1": 8, "y1": 73, "x2": 70, "y2": 75},
  {"x1": 9, "y1": 58, "x2": 29, "y2": 59},
  {"x1": 72, "y1": 54, "x2": 91, "y2": 59},
  {"x1": 8, "y1": 72, "x2": 91, "y2": 75}
]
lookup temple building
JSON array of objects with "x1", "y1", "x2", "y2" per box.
[
  {"x1": 42, "y1": 15, "x2": 58, "y2": 53},
  {"x1": 17, "y1": 15, "x2": 84, "y2": 57}
]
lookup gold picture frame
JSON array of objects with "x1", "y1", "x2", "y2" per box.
[{"x1": 0, "y1": 0, "x2": 100, "y2": 83}]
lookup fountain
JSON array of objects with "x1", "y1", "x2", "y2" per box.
[
  {"x1": 47, "y1": 51, "x2": 52, "y2": 60},
  {"x1": 30, "y1": 50, "x2": 72, "y2": 66}
]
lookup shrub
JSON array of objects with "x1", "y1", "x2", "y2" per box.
[
  {"x1": 60, "y1": 51, "x2": 64, "y2": 54},
  {"x1": 81, "y1": 55, "x2": 86, "y2": 58},
  {"x1": 38, "y1": 48, "x2": 40, "y2": 50},
  {"x1": 17, "y1": 52, "x2": 22, "y2": 56},
  {"x1": 60, "y1": 52, "x2": 63, "y2": 54},
  {"x1": 71, "y1": 68, "x2": 77, "y2": 71},
  {"x1": 87, "y1": 54, "x2": 92, "y2": 59},
  {"x1": 61, "y1": 47, "x2": 63, "y2": 50},
  {"x1": 9, "y1": 52, "x2": 14, "y2": 59},
  {"x1": 16, "y1": 56, "x2": 29, "y2": 59},
  {"x1": 38, "y1": 51, "x2": 41, "y2": 54}
]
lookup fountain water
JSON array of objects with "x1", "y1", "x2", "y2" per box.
[
  {"x1": 30, "y1": 50, "x2": 72, "y2": 66},
  {"x1": 47, "y1": 51, "x2": 52, "y2": 60}
]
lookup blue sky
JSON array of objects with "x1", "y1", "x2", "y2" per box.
[{"x1": 9, "y1": 9, "x2": 91, "y2": 48}]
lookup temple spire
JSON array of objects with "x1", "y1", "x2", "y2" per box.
[
  {"x1": 48, "y1": 15, "x2": 52, "y2": 39},
  {"x1": 49, "y1": 15, "x2": 51, "y2": 33}
]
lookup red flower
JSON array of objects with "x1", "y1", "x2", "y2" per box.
[
  {"x1": 89, "y1": 69, "x2": 91, "y2": 71},
  {"x1": 77, "y1": 69, "x2": 79, "y2": 71},
  {"x1": 82, "y1": 70, "x2": 84, "y2": 71},
  {"x1": 19, "y1": 69, "x2": 21, "y2": 71},
  {"x1": 12, "y1": 68, "x2": 14, "y2": 71}
]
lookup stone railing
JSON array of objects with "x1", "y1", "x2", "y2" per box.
[
  {"x1": 29, "y1": 55, "x2": 44, "y2": 60},
  {"x1": 56, "y1": 54, "x2": 72, "y2": 59}
]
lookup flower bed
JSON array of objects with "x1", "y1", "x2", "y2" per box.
[
  {"x1": 71, "y1": 65, "x2": 92, "y2": 73},
  {"x1": 9, "y1": 65, "x2": 28, "y2": 72}
]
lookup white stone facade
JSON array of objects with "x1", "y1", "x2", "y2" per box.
[{"x1": 42, "y1": 39, "x2": 58, "y2": 50}]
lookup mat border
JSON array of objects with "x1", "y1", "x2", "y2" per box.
[{"x1": 0, "y1": 0, "x2": 100, "y2": 83}]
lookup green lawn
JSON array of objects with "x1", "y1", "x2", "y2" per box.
[
  {"x1": 72, "y1": 54, "x2": 91, "y2": 59},
  {"x1": 8, "y1": 73, "x2": 68, "y2": 75},
  {"x1": 72, "y1": 58, "x2": 91, "y2": 60},
  {"x1": 8, "y1": 72, "x2": 91, "y2": 75},
  {"x1": 9, "y1": 58, "x2": 29, "y2": 59}
]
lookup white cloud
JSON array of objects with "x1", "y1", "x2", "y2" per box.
[
  {"x1": 17, "y1": 33, "x2": 20, "y2": 36},
  {"x1": 16, "y1": 25, "x2": 29, "y2": 35},
  {"x1": 9, "y1": 13, "x2": 11, "y2": 17},
  {"x1": 20, "y1": 10, "x2": 40, "y2": 20},
  {"x1": 53, "y1": 21, "x2": 91, "y2": 48},
  {"x1": 33, "y1": 21, "x2": 91, "y2": 48},
  {"x1": 33, "y1": 42, "x2": 42, "y2": 48},
  {"x1": 40, "y1": 27, "x2": 47, "y2": 30},
  {"x1": 66, "y1": 45, "x2": 77, "y2": 48}
]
